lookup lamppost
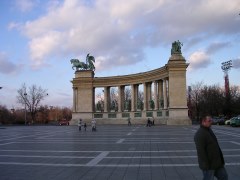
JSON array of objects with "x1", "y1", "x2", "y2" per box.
[
  {"x1": 221, "y1": 60, "x2": 233, "y2": 117},
  {"x1": 221, "y1": 60, "x2": 232, "y2": 97},
  {"x1": 24, "y1": 93, "x2": 27, "y2": 125}
]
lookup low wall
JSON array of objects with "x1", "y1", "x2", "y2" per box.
[{"x1": 70, "y1": 110, "x2": 191, "y2": 125}]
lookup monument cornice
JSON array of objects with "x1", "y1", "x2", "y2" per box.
[
  {"x1": 92, "y1": 66, "x2": 168, "y2": 87},
  {"x1": 166, "y1": 63, "x2": 189, "y2": 71}
]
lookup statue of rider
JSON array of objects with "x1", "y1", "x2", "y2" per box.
[{"x1": 171, "y1": 40, "x2": 183, "y2": 55}]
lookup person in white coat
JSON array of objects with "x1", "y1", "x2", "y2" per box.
[{"x1": 91, "y1": 119, "x2": 96, "y2": 131}]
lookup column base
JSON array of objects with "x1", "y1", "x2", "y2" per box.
[{"x1": 167, "y1": 108, "x2": 192, "y2": 125}]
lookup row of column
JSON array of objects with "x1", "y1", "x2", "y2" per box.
[{"x1": 102, "y1": 79, "x2": 169, "y2": 112}]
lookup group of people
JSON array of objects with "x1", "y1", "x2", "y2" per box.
[
  {"x1": 127, "y1": 117, "x2": 155, "y2": 127},
  {"x1": 78, "y1": 118, "x2": 97, "y2": 132},
  {"x1": 146, "y1": 118, "x2": 154, "y2": 127}
]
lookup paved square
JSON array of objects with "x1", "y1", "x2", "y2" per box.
[{"x1": 0, "y1": 125, "x2": 240, "y2": 180}]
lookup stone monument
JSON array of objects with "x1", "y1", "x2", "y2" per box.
[{"x1": 70, "y1": 43, "x2": 191, "y2": 125}]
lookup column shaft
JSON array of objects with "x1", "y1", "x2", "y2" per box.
[
  {"x1": 92, "y1": 87, "x2": 95, "y2": 112},
  {"x1": 154, "y1": 81, "x2": 159, "y2": 110},
  {"x1": 118, "y1": 86, "x2": 125, "y2": 112},
  {"x1": 143, "y1": 83, "x2": 148, "y2": 111},
  {"x1": 104, "y1": 87, "x2": 110, "y2": 112},
  {"x1": 73, "y1": 88, "x2": 77, "y2": 112},
  {"x1": 158, "y1": 80, "x2": 163, "y2": 109},
  {"x1": 131, "y1": 84, "x2": 138, "y2": 111},
  {"x1": 163, "y1": 79, "x2": 168, "y2": 109},
  {"x1": 147, "y1": 83, "x2": 152, "y2": 110}
]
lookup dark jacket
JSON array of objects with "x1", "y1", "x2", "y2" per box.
[{"x1": 194, "y1": 125, "x2": 225, "y2": 170}]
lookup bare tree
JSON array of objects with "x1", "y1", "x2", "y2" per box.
[
  {"x1": 229, "y1": 85, "x2": 240, "y2": 116},
  {"x1": 36, "y1": 106, "x2": 72, "y2": 124},
  {"x1": 96, "y1": 91, "x2": 104, "y2": 112},
  {"x1": 0, "y1": 105, "x2": 14, "y2": 124},
  {"x1": 110, "y1": 87, "x2": 118, "y2": 111},
  {"x1": 124, "y1": 86, "x2": 131, "y2": 111},
  {"x1": 62, "y1": 107, "x2": 72, "y2": 120},
  {"x1": 189, "y1": 82, "x2": 204, "y2": 121},
  {"x1": 37, "y1": 105, "x2": 49, "y2": 124},
  {"x1": 188, "y1": 82, "x2": 240, "y2": 120},
  {"x1": 17, "y1": 83, "x2": 48, "y2": 124},
  {"x1": 137, "y1": 90, "x2": 144, "y2": 110}
]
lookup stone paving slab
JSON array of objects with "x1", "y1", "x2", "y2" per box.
[{"x1": 0, "y1": 125, "x2": 240, "y2": 179}]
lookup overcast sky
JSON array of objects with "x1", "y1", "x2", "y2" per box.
[{"x1": 0, "y1": 0, "x2": 240, "y2": 109}]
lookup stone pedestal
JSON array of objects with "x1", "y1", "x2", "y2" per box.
[
  {"x1": 166, "y1": 54, "x2": 191, "y2": 125},
  {"x1": 71, "y1": 70, "x2": 94, "y2": 122}
]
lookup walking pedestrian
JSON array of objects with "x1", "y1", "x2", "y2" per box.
[
  {"x1": 146, "y1": 118, "x2": 151, "y2": 127},
  {"x1": 78, "y1": 119, "x2": 82, "y2": 131},
  {"x1": 152, "y1": 117, "x2": 155, "y2": 126},
  {"x1": 91, "y1": 118, "x2": 96, "y2": 131},
  {"x1": 127, "y1": 117, "x2": 131, "y2": 126},
  {"x1": 83, "y1": 122, "x2": 87, "y2": 131},
  {"x1": 194, "y1": 116, "x2": 228, "y2": 180}
]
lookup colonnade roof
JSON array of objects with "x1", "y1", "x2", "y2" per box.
[{"x1": 93, "y1": 66, "x2": 168, "y2": 87}]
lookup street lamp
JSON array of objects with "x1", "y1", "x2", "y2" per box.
[{"x1": 24, "y1": 93, "x2": 27, "y2": 125}]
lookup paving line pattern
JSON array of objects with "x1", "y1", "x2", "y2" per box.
[{"x1": 0, "y1": 125, "x2": 240, "y2": 180}]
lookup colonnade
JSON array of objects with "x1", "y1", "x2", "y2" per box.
[
  {"x1": 100, "y1": 79, "x2": 169, "y2": 113},
  {"x1": 71, "y1": 53, "x2": 191, "y2": 125}
]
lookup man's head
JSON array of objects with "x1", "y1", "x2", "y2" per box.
[{"x1": 201, "y1": 116, "x2": 212, "y2": 128}]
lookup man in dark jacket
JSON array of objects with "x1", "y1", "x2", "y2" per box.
[{"x1": 194, "y1": 116, "x2": 228, "y2": 180}]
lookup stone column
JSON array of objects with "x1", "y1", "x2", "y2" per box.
[
  {"x1": 92, "y1": 87, "x2": 95, "y2": 112},
  {"x1": 163, "y1": 78, "x2": 168, "y2": 109},
  {"x1": 143, "y1": 83, "x2": 148, "y2": 111},
  {"x1": 154, "y1": 81, "x2": 159, "y2": 110},
  {"x1": 104, "y1": 87, "x2": 110, "y2": 112},
  {"x1": 135, "y1": 84, "x2": 139, "y2": 110},
  {"x1": 118, "y1": 86, "x2": 125, "y2": 112},
  {"x1": 131, "y1": 84, "x2": 135, "y2": 111},
  {"x1": 131, "y1": 84, "x2": 138, "y2": 111},
  {"x1": 147, "y1": 82, "x2": 152, "y2": 110},
  {"x1": 158, "y1": 80, "x2": 163, "y2": 109},
  {"x1": 73, "y1": 87, "x2": 78, "y2": 112}
]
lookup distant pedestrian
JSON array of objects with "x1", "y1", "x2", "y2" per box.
[
  {"x1": 194, "y1": 116, "x2": 228, "y2": 180},
  {"x1": 127, "y1": 117, "x2": 131, "y2": 126},
  {"x1": 146, "y1": 118, "x2": 151, "y2": 127},
  {"x1": 152, "y1": 117, "x2": 155, "y2": 126},
  {"x1": 91, "y1": 119, "x2": 96, "y2": 131},
  {"x1": 78, "y1": 119, "x2": 82, "y2": 131},
  {"x1": 83, "y1": 123, "x2": 87, "y2": 131}
]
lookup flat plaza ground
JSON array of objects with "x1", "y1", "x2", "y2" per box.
[{"x1": 0, "y1": 124, "x2": 240, "y2": 180}]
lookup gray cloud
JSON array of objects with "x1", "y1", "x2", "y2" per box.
[
  {"x1": 95, "y1": 50, "x2": 145, "y2": 72},
  {"x1": 188, "y1": 51, "x2": 212, "y2": 71},
  {"x1": 18, "y1": 0, "x2": 240, "y2": 71},
  {"x1": 232, "y1": 58, "x2": 240, "y2": 69},
  {"x1": 184, "y1": 36, "x2": 207, "y2": 50},
  {"x1": 0, "y1": 53, "x2": 24, "y2": 74},
  {"x1": 206, "y1": 42, "x2": 231, "y2": 54}
]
